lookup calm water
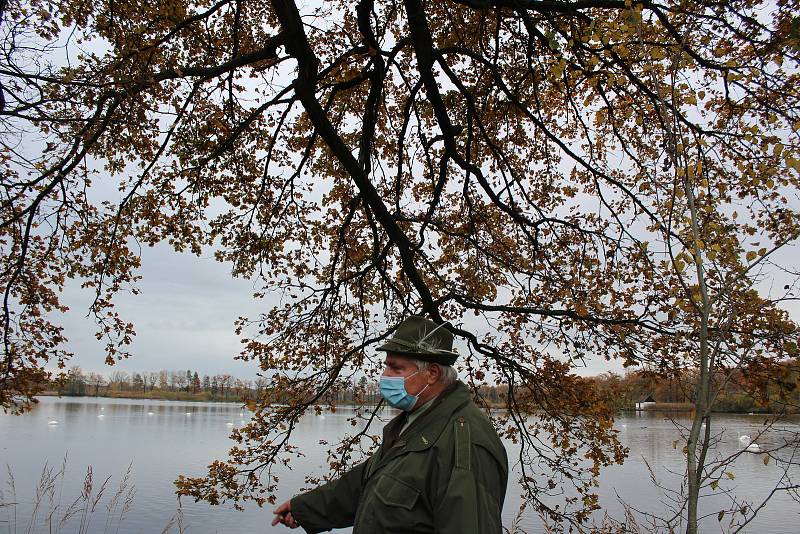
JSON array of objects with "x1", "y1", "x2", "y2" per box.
[{"x1": 1, "y1": 397, "x2": 799, "y2": 533}]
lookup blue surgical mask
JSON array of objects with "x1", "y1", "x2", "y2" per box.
[{"x1": 379, "y1": 371, "x2": 429, "y2": 411}]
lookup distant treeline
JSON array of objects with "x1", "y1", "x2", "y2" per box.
[
  {"x1": 590, "y1": 364, "x2": 800, "y2": 414},
  {"x1": 50, "y1": 365, "x2": 798, "y2": 414},
  {"x1": 50, "y1": 367, "x2": 509, "y2": 406},
  {"x1": 51, "y1": 367, "x2": 265, "y2": 402}
]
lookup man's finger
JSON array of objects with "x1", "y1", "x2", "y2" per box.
[{"x1": 271, "y1": 510, "x2": 289, "y2": 527}]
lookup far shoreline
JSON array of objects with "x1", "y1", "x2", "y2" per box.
[
  {"x1": 35, "y1": 391, "x2": 386, "y2": 408},
  {"x1": 36, "y1": 390, "x2": 249, "y2": 404},
  {"x1": 33, "y1": 392, "x2": 790, "y2": 416}
]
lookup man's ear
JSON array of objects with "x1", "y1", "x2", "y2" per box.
[{"x1": 427, "y1": 363, "x2": 442, "y2": 384}]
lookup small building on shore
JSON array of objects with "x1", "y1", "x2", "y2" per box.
[{"x1": 635, "y1": 394, "x2": 656, "y2": 410}]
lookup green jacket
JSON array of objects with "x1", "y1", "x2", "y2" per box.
[{"x1": 291, "y1": 381, "x2": 508, "y2": 534}]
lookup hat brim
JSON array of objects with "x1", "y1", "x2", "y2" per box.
[{"x1": 376, "y1": 341, "x2": 458, "y2": 366}]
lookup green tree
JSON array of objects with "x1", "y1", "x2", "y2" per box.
[
  {"x1": 192, "y1": 371, "x2": 201, "y2": 393},
  {"x1": 210, "y1": 376, "x2": 219, "y2": 395},
  {"x1": 64, "y1": 366, "x2": 87, "y2": 396},
  {"x1": 132, "y1": 372, "x2": 145, "y2": 392}
]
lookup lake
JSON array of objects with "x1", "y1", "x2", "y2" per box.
[{"x1": 1, "y1": 396, "x2": 798, "y2": 533}]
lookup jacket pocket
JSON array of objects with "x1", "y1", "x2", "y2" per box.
[{"x1": 374, "y1": 473, "x2": 420, "y2": 510}]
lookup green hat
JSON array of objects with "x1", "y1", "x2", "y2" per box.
[{"x1": 376, "y1": 316, "x2": 459, "y2": 365}]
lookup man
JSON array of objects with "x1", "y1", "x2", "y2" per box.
[{"x1": 271, "y1": 316, "x2": 508, "y2": 533}]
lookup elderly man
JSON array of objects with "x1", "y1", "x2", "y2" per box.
[{"x1": 271, "y1": 316, "x2": 508, "y2": 533}]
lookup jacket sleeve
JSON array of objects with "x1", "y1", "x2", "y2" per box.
[
  {"x1": 433, "y1": 429, "x2": 507, "y2": 534},
  {"x1": 290, "y1": 460, "x2": 368, "y2": 534}
]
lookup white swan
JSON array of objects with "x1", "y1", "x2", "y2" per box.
[
  {"x1": 147, "y1": 412, "x2": 154, "y2": 416},
  {"x1": 47, "y1": 420, "x2": 58, "y2": 426},
  {"x1": 746, "y1": 442, "x2": 761, "y2": 452},
  {"x1": 738, "y1": 431, "x2": 751, "y2": 443},
  {"x1": 226, "y1": 422, "x2": 235, "y2": 427},
  {"x1": 97, "y1": 414, "x2": 104, "y2": 418}
]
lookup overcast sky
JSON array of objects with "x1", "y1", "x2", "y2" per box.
[{"x1": 58, "y1": 242, "x2": 265, "y2": 378}]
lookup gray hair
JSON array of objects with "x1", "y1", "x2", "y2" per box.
[{"x1": 413, "y1": 359, "x2": 457, "y2": 387}]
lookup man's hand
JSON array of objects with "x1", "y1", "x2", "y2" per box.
[{"x1": 271, "y1": 500, "x2": 298, "y2": 529}]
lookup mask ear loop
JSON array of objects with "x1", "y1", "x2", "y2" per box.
[
  {"x1": 411, "y1": 362, "x2": 438, "y2": 398},
  {"x1": 405, "y1": 369, "x2": 429, "y2": 399}
]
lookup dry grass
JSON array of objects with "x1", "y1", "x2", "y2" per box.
[{"x1": 0, "y1": 457, "x2": 184, "y2": 534}]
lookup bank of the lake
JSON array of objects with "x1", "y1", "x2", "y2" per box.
[
  {"x1": 37, "y1": 389, "x2": 249, "y2": 403},
  {"x1": 2, "y1": 396, "x2": 799, "y2": 533},
  {"x1": 38, "y1": 391, "x2": 778, "y2": 414}
]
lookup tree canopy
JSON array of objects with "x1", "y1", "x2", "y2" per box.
[{"x1": 1, "y1": 0, "x2": 799, "y2": 529}]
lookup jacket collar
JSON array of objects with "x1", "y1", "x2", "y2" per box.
[{"x1": 381, "y1": 381, "x2": 470, "y2": 454}]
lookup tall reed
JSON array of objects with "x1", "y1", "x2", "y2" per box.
[{"x1": 0, "y1": 457, "x2": 145, "y2": 534}]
